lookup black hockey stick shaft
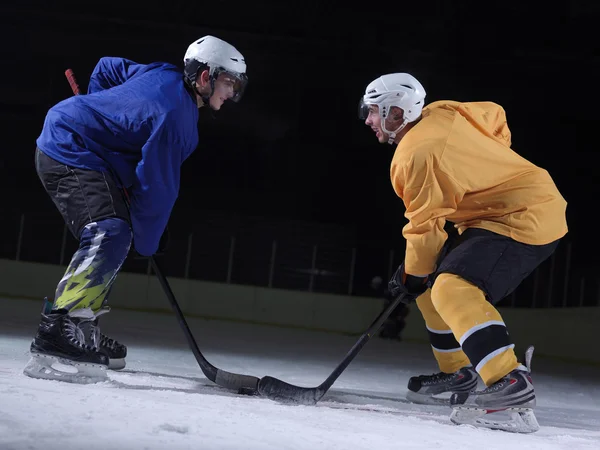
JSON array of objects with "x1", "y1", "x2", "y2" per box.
[
  {"x1": 257, "y1": 293, "x2": 407, "y2": 405},
  {"x1": 64, "y1": 68, "x2": 260, "y2": 393},
  {"x1": 149, "y1": 257, "x2": 260, "y2": 391}
]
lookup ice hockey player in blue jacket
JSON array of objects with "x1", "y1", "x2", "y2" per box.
[{"x1": 24, "y1": 35, "x2": 248, "y2": 383}]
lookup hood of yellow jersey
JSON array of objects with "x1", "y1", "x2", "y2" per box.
[{"x1": 422, "y1": 100, "x2": 512, "y2": 148}]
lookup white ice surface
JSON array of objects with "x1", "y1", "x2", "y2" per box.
[{"x1": 1, "y1": 297, "x2": 599, "y2": 450}]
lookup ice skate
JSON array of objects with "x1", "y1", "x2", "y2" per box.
[
  {"x1": 406, "y1": 366, "x2": 478, "y2": 405},
  {"x1": 449, "y1": 346, "x2": 538, "y2": 433},
  {"x1": 78, "y1": 306, "x2": 127, "y2": 370},
  {"x1": 23, "y1": 307, "x2": 109, "y2": 384},
  {"x1": 39, "y1": 298, "x2": 127, "y2": 370}
]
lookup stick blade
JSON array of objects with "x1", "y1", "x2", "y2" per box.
[
  {"x1": 214, "y1": 369, "x2": 260, "y2": 392},
  {"x1": 257, "y1": 376, "x2": 323, "y2": 405}
]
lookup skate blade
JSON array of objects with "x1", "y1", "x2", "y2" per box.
[
  {"x1": 450, "y1": 406, "x2": 539, "y2": 433},
  {"x1": 108, "y1": 358, "x2": 126, "y2": 371},
  {"x1": 406, "y1": 390, "x2": 452, "y2": 406},
  {"x1": 23, "y1": 353, "x2": 108, "y2": 384}
]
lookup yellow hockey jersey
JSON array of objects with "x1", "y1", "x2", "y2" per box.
[{"x1": 390, "y1": 100, "x2": 568, "y2": 276}]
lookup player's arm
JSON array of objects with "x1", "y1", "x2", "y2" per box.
[
  {"x1": 87, "y1": 57, "x2": 145, "y2": 94},
  {"x1": 128, "y1": 113, "x2": 184, "y2": 256},
  {"x1": 393, "y1": 152, "x2": 465, "y2": 276}
]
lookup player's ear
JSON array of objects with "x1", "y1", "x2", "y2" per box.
[{"x1": 196, "y1": 69, "x2": 210, "y2": 87}]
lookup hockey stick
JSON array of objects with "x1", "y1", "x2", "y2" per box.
[
  {"x1": 65, "y1": 69, "x2": 80, "y2": 95},
  {"x1": 64, "y1": 68, "x2": 261, "y2": 393},
  {"x1": 148, "y1": 256, "x2": 260, "y2": 392},
  {"x1": 257, "y1": 293, "x2": 407, "y2": 405}
]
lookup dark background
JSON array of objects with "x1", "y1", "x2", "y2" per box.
[{"x1": 0, "y1": 1, "x2": 598, "y2": 303}]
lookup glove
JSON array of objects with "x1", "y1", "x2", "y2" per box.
[
  {"x1": 388, "y1": 262, "x2": 430, "y2": 304},
  {"x1": 132, "y1": 225, "x2": 170, "y2": 259}
]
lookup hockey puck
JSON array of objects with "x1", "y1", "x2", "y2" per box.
[{"x1": 238, "y1": 387, "x2": 258, "y2": 396}]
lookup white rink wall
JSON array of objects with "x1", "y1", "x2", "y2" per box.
[
  {"x1": 0, "y1": 259, "x2": 383, "y2": 334},
  {"x1": 1, "y1": 259, "x2": 598, "y2": 365}
]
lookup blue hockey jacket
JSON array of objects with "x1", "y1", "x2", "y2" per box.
[{"x1": 36, "y1": 57, "x2": 199, "y2": 256}]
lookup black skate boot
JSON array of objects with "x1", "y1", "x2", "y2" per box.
[
  {"x1": 406, "y1": 366, "x2": 479, "y2": 405},
  {"x1": 77, "y1": 307, "x2": 127, "y2": 370},
  {"x1": 23, "y1": 307, "x2": 109, "y2": 383},
  {"x1": 449, "y1": 346, "x2": 538, "y2": 433}
]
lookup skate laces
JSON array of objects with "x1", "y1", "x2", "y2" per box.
[
  {"x1": 420, "y1": 371, "x2": 455, "y2": 385},
  {"x1": 479, "y1": 377, "x2": 509, "y2": 394},
  {"x1": 91, "y1": 307, "x2": 122, "y2": 351},
  {"x1": 99, "y1": 334, "x2": 122, "y2": 351},
  {"x1": 88, "y1": 321, "x2": 102, "y2": 349},
  {"x1": 68, "y1": 308, "x2": 101, "y2": 350},
  {"x1": 86, "y1": 307, "x2": 110, "y2": 349},
  {"x1": 63, "y1": 318, "x2": 97, "y2": 351}
]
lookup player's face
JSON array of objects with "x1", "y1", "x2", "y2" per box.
[
  {"x1": 364, "y1": 105, "x2": 389, "y2": 144},
  {"x1": 209, "y1": 73, "x2": 240, "y2": 110}
]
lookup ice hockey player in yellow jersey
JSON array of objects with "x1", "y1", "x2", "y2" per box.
[{"x1": 358, "y1": 73, "x2": 568, "y2": 433}]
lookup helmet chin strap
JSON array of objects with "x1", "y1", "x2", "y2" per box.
[{"x1": 382, "y1": 117, "x2": 408, "y2": 145}]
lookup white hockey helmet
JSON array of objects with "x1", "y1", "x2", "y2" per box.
[
  {"x1": 359, "y1": 73, "x2": 426, "y2": 142},
  {"x1": 184, "y1": 35, "x2": 248, "y2": 103}
]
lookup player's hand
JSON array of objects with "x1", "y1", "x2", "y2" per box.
[{"x1": 388, "y1": 262, "x2": 429, "y2": 304}]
